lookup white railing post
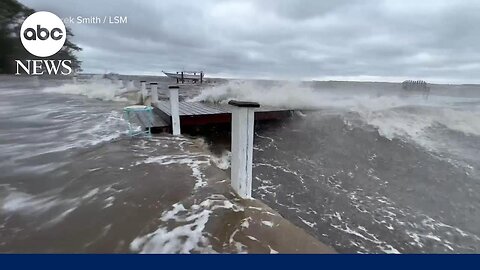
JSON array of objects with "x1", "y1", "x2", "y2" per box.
[
  {"x1": 150, "y1": 82, "x2": 158, "y2": 105},
  {"x1": 140, "y1": 81, "x2": 147, "y2": 103},
  {"x1": 228, "y1": 100, "x2": 260, "y2": 199},
  {"x1": 169, "y1": 85, "x2": 181, "y2": 135}
]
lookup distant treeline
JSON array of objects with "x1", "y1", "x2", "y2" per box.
[
  {"x1": 402, "y1": 80, "x2": 429, "y2": 91},
  {"x1": 0, "y1": 0, "x2": 82, "y2": 74}
]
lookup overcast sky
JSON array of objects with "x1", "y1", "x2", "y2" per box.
[{"x1": 18, "y1": 0, "x2": 480, "y2": 83}]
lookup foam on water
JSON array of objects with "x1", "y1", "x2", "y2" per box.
[
  {"x1": 0, "y1": 77, "x2": 137, "y2": 177},
  {"x1": 130, "y1": 195, "x2": 244, "y2": 253},
  {"x1": 210, "y1": 151, "x2": 231, "y2": 170},
  {"x1": 0, "y1": 189, "x2": 80, "y2": 228},
  {"x1": 189, "y1": 80, "x2": 323, "y2": 109},
  {"x1": 3, "y1": 77, "x2": 480, "y2": 253},
  {"x1": 136, "y1": 154, "x2": 211, "y2": 189},
  {"x1": 193, "y1": 81, "x2": 480, "y2": 156},
  {"x1": 42, "y1": 76, "x2": 131, "y2": 102},
  {"x1": 1, "y1": 110, "x2": 131, "y2": 172},
  {"x1": 1, "y1": 191, "x2": 59, "y2": 214},
  {"x1": 252, "y1": 109, "x2": 480, "y2": 252}
]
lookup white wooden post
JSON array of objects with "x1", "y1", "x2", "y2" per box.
[
  {"x1": 140, "y1": 81, "x2": 147, "y2": 103},
  {"x1": 150, "y1": 82, "x2": 158, "y2": 105},
  {"x1": 128, "y1": 80, "x2": 135, "y2": 90},
  {"x1": 229, "y1": 100, "x2": 260, "y2": 199},
  {"x1": 72, "y1": 76, "x2": 77, "y2": 84},
  {"x1": 169, "y1": 85, "x2": 181, "y2": 135}
]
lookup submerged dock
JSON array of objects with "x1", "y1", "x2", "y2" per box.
[
  {"x1": 156, "y1": 100, "x2": 292, "y2": 126},
  {"x1": 129, "y1": 82, "x2": 294, "y2": 198},
  {"x1": 133, "y1": 100, "x2": 293, "y2": 133}
]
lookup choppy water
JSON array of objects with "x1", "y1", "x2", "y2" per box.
[{"x1": 1, "y1": 75, "x2": 480, "y2": 253}]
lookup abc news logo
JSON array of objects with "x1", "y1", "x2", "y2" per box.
[
  {"x1": 16, "y1": 11, "x2": 72, "y2": 75},
  {"x1": 23, "y1": 25, "x2": 64, "y2": 41}
]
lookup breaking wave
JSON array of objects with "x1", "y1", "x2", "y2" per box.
[
  {"x1": 42, "y1": 76, "x2": 135, "y2": 102},
  {"x1": 193, "y1": 81, "x2": 480, "y2": 153}
]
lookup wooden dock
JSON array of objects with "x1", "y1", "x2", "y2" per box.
[{"x1": 132, "y1": 100, "x2": 293, "y2": 132}]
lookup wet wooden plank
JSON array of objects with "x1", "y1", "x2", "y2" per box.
[
  {"x1": 155, "y1": 100, "x2": 227, "y2": 116},
  {"x1": 155, "y1": 100, "x2": 289, "y2": 116},
  {"x1": 133, "y1": 110, "x2": 168, "y2": 128},
  {"x1": 149, "y1": 100, "x2": 293, "y2": 130}
]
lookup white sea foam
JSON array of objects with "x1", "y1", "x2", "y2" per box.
[
  {"x1": 211, "y1": 151, "x2": 231, "y2": 170},
  {"x1": 82, "y1": 188, "x2": 100, "y2": 200},
  {"x1": 190, "y1": 80, "x2": 427, "y2": 111},
  {"x1": 192, "y1": 81, "x2": 480, "y2": 154},
  {"x1": 43, "y1": 76, "x2": 132, "y2": 102},
  {"x1": 1, "y1": 96, "x2": 131, "y2": 169},
  {"x1": 342, "y1": 189, "x2": 480, "y2": 253},
  {"x1": 261, "y1": 220, "x2": 274, "y2": 227},
  {"x1": 130, "y1": 195, "x2": 244, "y2": 254},
  {"x1": 72, "y1": 110, "x2": 131, "y2": 146},
  {"x1": 16, "y1": 111, "x2": 129, "y2": 161},
  {"x1": 0, "y1": 185, "x2": 117, "y2": 227},
  {"x1": 328, "y1": 211, "x2": 400, "y2": 254},
  {"x1": 189, "y1": 81, "x2": 323, "y2": 109},
  {"x1": 137, "y1": 154, "x2": 211, "y2": 189},
  {"x1": 0, "y1": 190, "x2": 79, "y2": 229},
  {"x1": 1, "y1": 191, "x2": 59, "y2": 214}
]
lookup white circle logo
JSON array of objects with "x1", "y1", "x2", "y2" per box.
[{"x1": 20, "y1": 11, "x2": 66, "y2": 57}]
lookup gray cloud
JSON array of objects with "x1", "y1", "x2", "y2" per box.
[{"x1": 18, "y1": 0, "x2": 480, "y2": 83}]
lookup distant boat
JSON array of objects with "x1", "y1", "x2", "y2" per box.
[{"x1": 163, "y1": 71, "x2": 204, "y2": 83}]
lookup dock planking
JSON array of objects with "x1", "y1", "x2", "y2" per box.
[
  {"x1": 152, "y1": 100, "x2": 293, "y2": 128},
  {"x1": 132, "y1": 109, "x2": 169, "y2": 132}
]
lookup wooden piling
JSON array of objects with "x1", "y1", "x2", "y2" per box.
[
  {"x1": 229, "y1": 100, "x2": 260, "y2": 199},
  {"x1": 168, "y1": 85, "x2": 181, "y2": 135},
  {"x1": 150, "y1": 82, "x2": 158, "y2": 104},
  {"x1": 140, "y1": 81, "x2": 147, "y2": 103}
]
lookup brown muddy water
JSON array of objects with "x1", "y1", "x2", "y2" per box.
[
  {"x1": 0, "y1": 75, "x2": 333, "y2": 253},
  {"x1": 2, "y1": 75, "x2": 480, "y2": 253}
]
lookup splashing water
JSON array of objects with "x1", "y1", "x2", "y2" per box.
[
  {"x1": 192, "y1": 80, "x2": 480, "y2": 155},
  {"x1": 42, "y1": 75, "x2": 134, "y2": 102}
]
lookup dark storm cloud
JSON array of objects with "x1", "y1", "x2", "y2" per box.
[{"x1": 18, "y1": 0, "x2": 480, "y2": 83}]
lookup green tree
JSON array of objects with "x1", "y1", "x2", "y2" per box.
[{"x1": 0, "y1": 0, "x2": 82, "y2": 74}]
